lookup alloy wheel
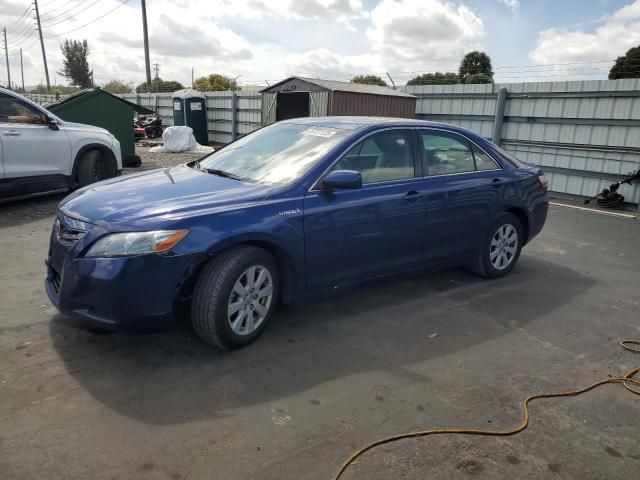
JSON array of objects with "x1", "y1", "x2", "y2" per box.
[
  {"x1": 490, "y1": 224, "x2": 518, "y2": 270},
  {"x1": 227, "y1": 265, "x2": 273, "y2": 335}
]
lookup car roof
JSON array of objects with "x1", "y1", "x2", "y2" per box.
[{"x1": 281, "y1": 116, "x2": 476, "y2": 135}]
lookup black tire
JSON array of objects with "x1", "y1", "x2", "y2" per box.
[
  {"x1": 470, "y1": 212, "x2": 523, "y2": 279},
  {"x1": 191, "y1": 246, "x2": 279, "y2": 350},
  {"x1": 76, "y1": 150, "x2": 110, "y2": 187}
]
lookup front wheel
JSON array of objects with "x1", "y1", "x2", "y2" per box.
[
  {"x1": 76, "y1": 150, "x2": 112, "y2": 187},
  {"x1": 191, "y1": 246, "x2": 279, "y2": 350},
  {"x1": 470, "y1": 212, "x2": 523, "y2": 278}
]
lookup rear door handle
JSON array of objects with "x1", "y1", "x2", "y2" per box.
[
  {"x1": 403, "y1": 190, "x2": 421, "y2": 203},
  {"x1": 2, "y1": 131, "x2": 21, "y2": 136},
  {"x1": 491, "y1": 178, "x2": 506, "y2": 188}
]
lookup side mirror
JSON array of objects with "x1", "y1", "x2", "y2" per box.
[
  {"x1": 46, "y1": 115, "x2": 60, "y2": 131},
  {"x1": 322, "y1": 170, "x2": 362, "y2": 190}
]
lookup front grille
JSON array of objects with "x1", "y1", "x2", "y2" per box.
[{"x1": 55, "y1": 213, "x2": 89, "y2": 247}]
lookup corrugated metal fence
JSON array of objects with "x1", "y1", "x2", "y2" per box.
[
  {"x1": 25, "y1": 80, "x2": 640, "y2": 206},
  {"x1": 406, "y1": 79, "x2": 640, "y2": 208},
  {"x1": 117, "y1": 91, "x2": 262, "y2": 144},
  {"x1": 25, "y1": 91, "x2": 263, "y2": 145}
]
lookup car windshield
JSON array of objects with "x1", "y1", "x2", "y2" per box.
[{"x1": 196, "y1": 122, "x2": 350, "y2": 185}]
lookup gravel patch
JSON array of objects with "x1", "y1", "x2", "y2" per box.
[{"x1": 124, "y1": 139, "x2": 213, "y2": 173}]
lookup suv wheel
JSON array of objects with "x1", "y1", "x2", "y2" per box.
[
  {"x1": 471, "y1": 212, "x2": 523, "y2": 279},
  {"x1": 191, "y1": 246, "x2": 279, "y2": 350},
  {"x1": 77, "y1": 150, "x2": 110, "y2": 187}
]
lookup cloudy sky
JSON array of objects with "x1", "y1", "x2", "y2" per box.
[{"x1": 1, "y1": 0, "x2": 640, "y2": 89}]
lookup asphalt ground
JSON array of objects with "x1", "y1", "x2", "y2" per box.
[{"x1": 1, "y1": 163, "x2": 639, "y2": 479}]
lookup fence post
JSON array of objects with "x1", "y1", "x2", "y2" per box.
[
  {"x1": 231, "y1": 92, "x2": 238, "y2": 141},
  {"x1": 492, "y1": 87, "x2": 508, "y2": 146}
]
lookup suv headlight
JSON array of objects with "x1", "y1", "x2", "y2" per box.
[{"x1": 85, "y1": 230, "x2": 189, "y2": 258}]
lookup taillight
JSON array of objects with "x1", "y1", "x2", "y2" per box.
[{"x1": 537, "y1": 174, "x2": 549, "y2": 191}]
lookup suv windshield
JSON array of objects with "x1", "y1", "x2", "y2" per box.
[{"x1": 196, "y1": 122, "x2": 349, "y2": 185}]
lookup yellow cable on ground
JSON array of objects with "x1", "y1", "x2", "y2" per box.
[{"x1": 333, "y1": 340, "x2": 640, "y2": 480}]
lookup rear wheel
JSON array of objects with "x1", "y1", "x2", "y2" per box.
[
  {"x1": 76, "y1": 150, "x2": 111, "y2": 187},
  {"x1": 471, "y1": 212, "x2": 523, "y2": 278},
  {"x1": 191, "y1": 246, "x2": 279, "y2": 350}
]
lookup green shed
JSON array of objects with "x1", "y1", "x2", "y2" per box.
[
  {"x1": 47, "y1": 88, "x2": 154, "y2": 165},
  {"x1": 172, "y1": 89, "x2": 208, "y2": 145}
]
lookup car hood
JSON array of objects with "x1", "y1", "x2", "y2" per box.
[
  {"x1": 61, "y1": 121, "x2": 111, "y2": 136},
  {"x1": 60, "y1": 165, "x2": 278, "y2": 228}
]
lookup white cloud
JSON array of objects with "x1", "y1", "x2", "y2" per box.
[
  {"x1": 498, "y1": 0, "x2": 519, "y2": 14},
  {"x1": 206, "y1": 0, "x2": 367, "y2": 22},
  {"x1": 366, "y1": 0, "x2": 485, "y2": 72},
  {"x1": 1, "y1": 0, "x2": 485, "y2": 88},
  {"x1": 283, "y1": 48, "x2": 380, "y2": 79},
  {"x1": 529, "y1": 0, "x2": 640, "y2": 70}
]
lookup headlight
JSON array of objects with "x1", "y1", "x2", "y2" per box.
[{"x1": 85, "y1": 230, "x2": 189, "y2": 258}]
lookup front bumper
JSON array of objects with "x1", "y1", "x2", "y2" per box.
[{"x1": 45, "y1": 220, "x2": 204, "y2": 332}]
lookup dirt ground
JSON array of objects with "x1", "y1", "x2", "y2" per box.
[{"x1": 0, "y1": 158, "x2": 639, "y2": 479}]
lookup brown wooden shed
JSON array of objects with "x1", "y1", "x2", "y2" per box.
[{"x1": 260, "y1": 77, "x2": 416, "y2": 125}]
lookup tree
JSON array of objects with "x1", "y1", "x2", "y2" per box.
[
  {"x1": 407, "y1": 72, "x2": 459, "y2": 85},
  {"x1": 609, "y1": 46, "x2": 640, "y2": 79},
  {"x1": 462, "y1": 73, "x2": 493, "y2": 84},
  {"x1": 135, "y1": 78, "x2": 184, "y2": 93},
  {"x1": 351, "y1": 74, "x2": 387, "y2": 86},
  {"x1": 193, "y1": 73, "x2": 239, "y2": 91},
  {"x1": 459, "y1": 51, "x2": 493, "y2": 83},
  {"x1": 58, "y1": 39, "x2": 93, "y2": 88},
  {"x1": 103, "y1": 80, "x2": 134, "y2": 94}
]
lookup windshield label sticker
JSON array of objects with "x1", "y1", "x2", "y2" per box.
[
  {"x1": 278, "y1": 208, "x2": 301, "y2": 216},
  {"x1": 301, "y1": 128, "x2": 337, "y2": 138}
]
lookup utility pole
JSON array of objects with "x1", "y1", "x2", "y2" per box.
[
  {"x1": 33, "y1": 0, "x2": 50, "y2": 92},
  {"x1": 386, "y1": 72, "x2": 396, "y2": 90},
  {"x1": 3, "y1": 27, "x2": 10, "y2": 88},
  {"x1": 141, "y1": 0, "x2": 152, "y2": 87},
  {"x1": 20, "y1": 48, "x2": 24, "y2": 91},
  {"x1": 152, "y1": 62, "x2": 159, "y2": 79}
]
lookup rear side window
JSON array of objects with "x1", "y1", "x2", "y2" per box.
[
  {"x1": 331, "y1": 130, "x2": 416, "y2": 184},
  {"x1": 472, "y1": 144, "x2": 499, "y2": 170},
  {"x1": 0, "y1": 94, "x2": 45, "y2": 125},
  {"x1": 420, "y1": 131, "x2": 474, "y2": 175},
  {"x1": 420, "y1": 130, "x2": 501, "y2": 175}
]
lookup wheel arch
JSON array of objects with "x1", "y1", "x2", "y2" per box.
[
  {"x1": 505, "y1": 206, "x2": 530, "y2": 245},
  {"x1": 178, "y1": 235, "x2": 302, "y2": 308},
  {"x1": 71, "y1": 143, "x2": 118, "y2": 186}
]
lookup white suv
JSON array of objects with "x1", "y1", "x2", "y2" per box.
[{"x1": 0, "y1": 87, "x2": 122, "y2": 201}]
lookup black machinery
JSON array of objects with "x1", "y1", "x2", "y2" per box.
[{"x1": 584, "y1": 169, "x2": 640, "y2": 208}]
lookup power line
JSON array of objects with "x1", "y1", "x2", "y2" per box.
[
  {"x1": 5, "y1": 4, "x2": 32, "y2": 32},
  {"x1": 42, "y1": 0, "x2": 104, "y2": 28},
  {"x1": 40, "y1": 0, "x2": 85, "y2": 18},
  {"x1": 47, "y1": 0, "x2": 132, "y2": 38}
]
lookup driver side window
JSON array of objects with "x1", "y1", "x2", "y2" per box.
[
  {"x1": 330, "y1": 130, "x2": 415, "y2": 184},
  {"x1": 0, "y1": 94, "x2": 46, "y2": 125}
]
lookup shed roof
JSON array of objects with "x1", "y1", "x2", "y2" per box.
[
  {"x1": 261, "y1": 76, "x2": 415, "y2": 98},
  {"x1": 45, "y1": 88, "x2": 155, "y2": 114}
]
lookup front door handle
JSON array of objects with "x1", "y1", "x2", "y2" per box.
[
  {"x1": 2, "y1": 131, "x2": 20, "y2": 137},
  {"x1": 403, "y1": 190, "x2": 421, "y2": 203},
  {"x1": 491, "y1": 178, "x2": 505, "y2": 188}
]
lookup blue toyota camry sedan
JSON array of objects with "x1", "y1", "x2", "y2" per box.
[{"x1": 46, "y1": 117, "x2": 548, "y2": 349}]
